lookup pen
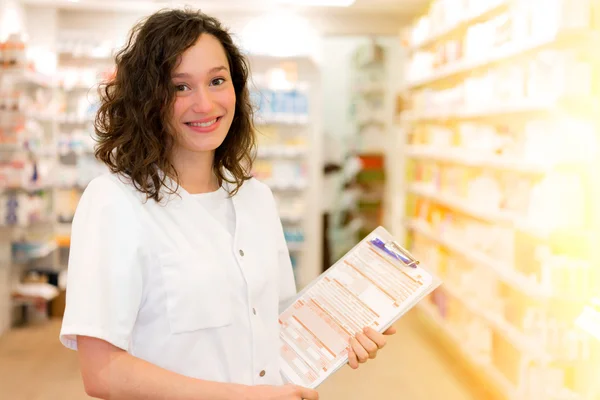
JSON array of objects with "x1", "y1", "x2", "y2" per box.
[{"x1": 370, "y1": 238, "x2": 420, "y2": 268}]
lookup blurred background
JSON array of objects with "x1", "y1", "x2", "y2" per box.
[{"x1": 0, "y1": 0, "x2": 599, "y2": 399}]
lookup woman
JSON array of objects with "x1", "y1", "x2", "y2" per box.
[{"x1": 60, "y1": 8, "x2": 396, "y2": 400}]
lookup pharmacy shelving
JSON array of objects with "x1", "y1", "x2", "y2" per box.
[
  {"x1": 405, "y1": 30, "x2": 597, "y2": 91},
  {"x1": 399, "y1": 1, "x2": 600, "y2": 399},
  {"x1": 419, "y1": 302, "x2": 519, "y2": 400},
  {"x1": 248, "y1": 54, "x2": 322, "y2": 290},
  {"x1": 329, "y1": 41, "x2": 393, "y2": 264},
  {"x1": 406, "y1": 219, "x2": 550, "y2": 299},
  {"x1": 405, "y1": 145, "x2": 548, "y2": 173},
  {"x1": 0, "y1": 57, "x2": 62, "y2": 333},
  {"x1": 408, "y1": 0, "x2": 509, "y2": 51},
  {"x1": 0, "y1": 30, "x2": 109, "y2": 334},
  {"x1": 408, "y1": 182, "x2": 520, "y2": 225}
]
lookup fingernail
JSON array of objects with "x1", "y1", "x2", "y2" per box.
[{"x1": 363, "y1": 327, "x2": 369, "y2": 333}]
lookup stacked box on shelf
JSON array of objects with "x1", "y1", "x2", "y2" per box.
[
  {"x1": 399, "y1": 0, "x2": 600, "y2": 399},
  {"x1": 355, "y1": 153, "x2": 385, "y2": 238}
]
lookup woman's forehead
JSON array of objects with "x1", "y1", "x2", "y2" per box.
[{"x1": 174, "y1": 34, "x2": 229, "y2": 76}]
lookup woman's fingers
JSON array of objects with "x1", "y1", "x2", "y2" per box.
[{"x1": 347, "y1": 344, "x2": 359, "y2": 369}]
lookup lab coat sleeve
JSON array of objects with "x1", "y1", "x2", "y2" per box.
[{"x1": 59, "y1": 176, "x2": 145, "y2": 352}]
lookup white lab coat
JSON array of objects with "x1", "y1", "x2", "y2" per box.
[{"x1": 59, "y1": 172, "x2": 297, "y2": 386}]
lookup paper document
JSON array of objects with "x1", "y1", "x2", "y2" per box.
[{"x1": 279, "y1": 226, "x2": 441, "y2": 388}]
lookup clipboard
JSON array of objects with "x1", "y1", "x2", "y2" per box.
[{"x1": 278, "y1": 226, "x2": 442, "y2": 389}]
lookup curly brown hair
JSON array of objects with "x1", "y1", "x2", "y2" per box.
[{"x1": 94, "y1": 8, "x2": 255, "y2": 201}]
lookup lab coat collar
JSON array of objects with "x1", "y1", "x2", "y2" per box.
[{"x1": 156, "y1": 168, "x2": 238, "y2": 202}]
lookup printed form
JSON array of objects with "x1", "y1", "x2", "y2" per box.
[{"x1": 279, "y1": 227, "x2": 440, "y2": 388}]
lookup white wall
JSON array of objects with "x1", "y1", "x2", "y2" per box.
[
  {"x1": 0, "y1": 0, "x2": 26, "y2": 41},
  {"x1": 320, "y1": 36, "x2": 404, "y2": 158},
  {"x1": 54, "y1": 8, "x2": 406, "y2": 38}
]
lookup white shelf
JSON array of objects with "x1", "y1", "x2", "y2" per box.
[
  {"x1": 419, "y1": 302, "x2": 519, "y2": 399},
  {"x1": 405, "y1": 31, "x2": 592, "y2": 90},
  {"x1": 405, "y1": 146, "x2": 548, "y2": 173},
  {"x1": 409, "y1": 1, "x2": 508, "y2": 51},
  {"x1": 265, "y1": 180, "x2": 308, "y2": 191},
  {"x1": 441, "y1": 281, "x2": 548, "y2": 361},
  {"x1": 254, "y1": 115, "x2": 309, "y2": 126},
  {"x1": 0, "y1": 69, "x2": 58, "y2": 88},
  {"x1": 280, "y1": 214, "x2": 304, "y2": 224},
  {"x1": 407, "y1": 219, "x2": 549, "y2": 298},
  {"x1": 1, "y1": 183, "x2": 53, "y2": 193},
  {"x1": 257, "y1": 146, "x2": 307, "y2": 158},
  {"x1": 12, "y1": 241, "x2": 58, "y2": 263},
  {"x1": 408, "y1": 183, "x2": 518, "y2": 224},
  {"x1": 57, "y1": 114, "x2": 94, "y2": 124},
  {"x1": 24, "y1": 112, "x2": 58, "y2": 123},
  {"x1": 0, "y1": 218, "x2": 54, "y2": 230},
  {"x1": 286, "y1": 242, "x2": 304, "y2": 252},
  {"x1": 401, "y1": 99, "x2": 557, "y2": 121}
]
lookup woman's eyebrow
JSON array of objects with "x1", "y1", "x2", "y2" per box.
[
  {"x1": 209, "y1": 66, "x2": 229, "y2": 73},
  {"x1": 172, "y1": 66, "x2": 228, "y2": 79}
]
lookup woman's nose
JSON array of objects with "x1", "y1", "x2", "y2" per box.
[{"x1": 191, "y1": 88, "x2": 215, "y2": 114}]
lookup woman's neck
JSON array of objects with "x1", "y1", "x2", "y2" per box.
[{"x1": 171, "y1": 149, "x2": 219, "y2": 194}]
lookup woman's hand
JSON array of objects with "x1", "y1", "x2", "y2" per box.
[
  {"x1": 245, "y1": 384, "x2": 319, "y2": 400},
  {"x1": 347, "y1": 326, "x2": 397, "y2": 369}
]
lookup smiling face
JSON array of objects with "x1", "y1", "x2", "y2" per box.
[{"x1": 170, "y1": 33, "x2": 236, "y2": 160}]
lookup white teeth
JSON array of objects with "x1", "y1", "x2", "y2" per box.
[{"x1": 188, "y1": 119, "x2": 217, "y2": 128}]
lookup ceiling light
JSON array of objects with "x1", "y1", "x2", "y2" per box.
[{"x1": 276, "y1": 0, "x2": 356, "y2": 7}]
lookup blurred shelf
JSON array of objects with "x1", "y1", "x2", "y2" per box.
[
  {"x1": 419, "y1": 302, "x2": 518, "y2": 400},
  {"x1": 62, "y1": 84, "x2": 96, "y2": 92},
  {"x1": 58, "y1": 150, "x2": 96, "y2": 158},
  {"x1": 56, "y1": 235, "x2": 71, "y2": 248},
  {"x1": 264, "y1": 179, "x2": 308, "y2": 191},
  {"x1": 409, "y1": 1, "x2": 508, "y2": 51},
  {"x1": 257, "y1": 146, "x2": 307, "y2": 158},
  {"x1": 408, "y1": 183, "x2": 518, "y2": 224},
  {"x1": 0, "y1": 68, "x2": 58, "y2": 88},
  {"x1": 576, "y1": 304, "x2": 600, "y2": 342},
  {"x1": 24, "y1": 112, "x2": 58, "y2": 123},
  {"x1": 405, "y1": 145, "x2": 548, "y2": 173},
  {"x1": 254, "y1": 116, "x2": 309, "y2": 126},
  {"x1": 405, "y1": 30, "x2": 596, "y2": 90},
  {"x1": 57, "y1": 52, "x2": 115, "y2": 66},
  {"x1": 407, "y1": 219, "x2": 549, "y2": 298},
  {"x1": 0, "y1": 218, "x2": 54, "y2": 230},
  {"x1": 0, "y1": 145, "x2": 57, "y2": 157},
  {"x1": 401, "y1": 99, "x2": 556, "y2": 121},
  {"x1": 353, "y1": 84, "x2": 386, "y2": 95},
  {"x1": 401, "y1": 97, "x2": 599, "y2": 122},
  {"x1": 12, "y1": 241, "x2": 58, "y2": 263},
  {"x1": 286, "y1": 242, "x2": 304, "y2": 252},
  {"x1": 1, "y1": 183, "x2": 53, "y2": 193},
  {"x1": 55, "y1": 183, "x2": 89, "y2": 191},
  {"x1": 441, "y1": 282, "x2": 548, "y2": 361},
  {"x1": 57, "y1": 114, "x2": 95, "y2": 124},
  {"x1": 280, "y1": 214, "x2": 304, "y2": 224}
]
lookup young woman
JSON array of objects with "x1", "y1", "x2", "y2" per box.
[{"x1": 59, "y1": 8, "x2": 396, "y2": 400}]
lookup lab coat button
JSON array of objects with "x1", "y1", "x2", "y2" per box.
[
  {"x1": 259, "y1": 370, "x2": 266, "y2": 377},
  {"x1": 239, "y1": 249, "x2": 245, "y2": 257},
  {"x1": 252, "y1": 308, "x2": 257, "y2": 315}
]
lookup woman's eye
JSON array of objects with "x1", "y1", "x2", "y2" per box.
[
  {"x1": 211, "y1": 78, "x2": 225, "y2": 86},
  {"x1": 175, "y1": 84, "x2": 191, "y2": 92}
]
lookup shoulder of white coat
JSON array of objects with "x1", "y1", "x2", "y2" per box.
[
  {"x1": 239, "y1": 177, "x2": 275, "y2": 202},
  {"x1": 81, "y1": 173, "x2": 140, "y2": 208}
]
